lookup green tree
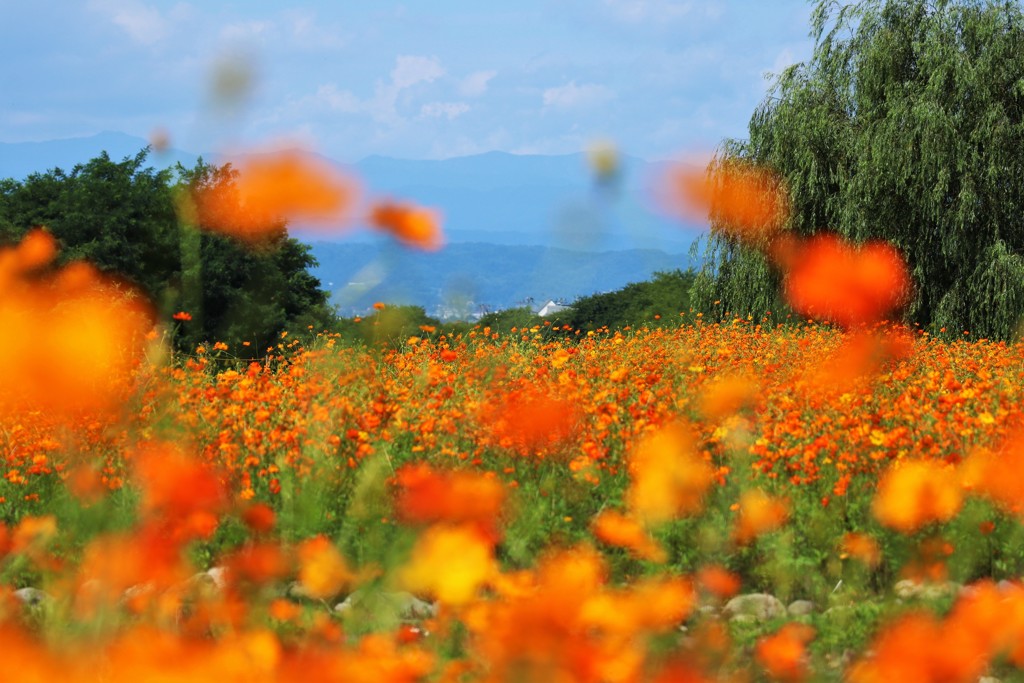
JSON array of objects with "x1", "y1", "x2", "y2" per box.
[
  {"x1": 568, "y1": 270, "x2": 695, "y2": 331},
  {"x1": 693, "y1": 0, "x2": 1024, "y2": 339},
  {"x1": 0, "y1": 149, "x2": 336, "y2": 352}
]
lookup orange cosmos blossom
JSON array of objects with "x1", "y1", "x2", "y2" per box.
[
  {"x1": 698, "y1": 372, "x2": 760, "y2": 420},
  {"x1": 590, "y1": 510, "x2": 667, "y2": 563},
  {"x1": 755, "y1": 623, "x2": 815, "y2": 682},
  {"x1": 733, "y1": 488, "x2": 789, "y2": 545},
  {"x1": 960, "y1": 429, "x2": 1024, "y2": 516},
  {"x1": 189, "y1": 149, "x2": 358, "y2": 241},
  {"x1": 872, "y1": 459, "x2": 962, "y2": 533},
  {"x1": 484, "y1": 386, "x2": 580, "y2": 455},
  {"x1": 840, "y1": 532, "x2": 882, "y2": 568},
  {"x1": 696, "y1": 564, "x2": 742, "y2": 600},
  {"x1": 369, "y1": 200, "x2": 444, "y2": 251},
  {"x1": 399, "y1": 524, "x2": 496, "y2": 605},
  {"x1": 665, "y1": 156, "x2": 790, "y2": 246},
  {"x1": 297, "y1": 535, "x2": 353, "y2": 600},
  {"x1": 132, "y1": 441, "x2": 227, "y2": 543},
  {"x1": 392, "y1": 463, "x2": 506, "y2": 542},
  {"x1": 0, "y1": 229, "x2": 153, "y2": 417},
  {"x1": 785, "y1": 234, "x2": 912, "y2": 327},
  {"x1": 627, "y1": 422, "x2": 713, "y2": 524}
]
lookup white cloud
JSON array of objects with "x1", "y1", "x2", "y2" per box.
[
  {"x1": 301, "y1": 55, "x2": 449, "y2": 128},
  {"x1": 391, "y1": 55, "x2": 445, "y2": 89},
  {"x1": 220, "y1": 20, "x2": 275, "y2": 44},
  {"x1": 286, "y1": 11, "x2": 347, "y2": 49},
  {"x1": 314, "y1": 84, "x2": 361, "y2": 113},
  {"x1": 542, "y1": 81, "x2": 616, "y2": 109},
  {"x1": 459, "y1": 70, "x2": 497, "y2": 97},
  {"x1": 420, "y1": 102, "x2": 470, "y2": 120},
  {"x1": 88, "y1": 0, "x2": 175, "y2": 45}
]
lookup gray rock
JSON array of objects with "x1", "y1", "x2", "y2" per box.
[
  {"x1": 787, "y1": 599, "x2": 815, "y2": 616},
  {"x1": 722, "y1": 593, "x2": 786, "y2": 622},
  {"x1": 14, "y1": 587, "x2": 50, "y2": 606},
  {"x1": 894, "y1": 579, "x2": 960, "y2": 601}
]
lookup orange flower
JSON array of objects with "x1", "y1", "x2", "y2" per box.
[
  {"x1": 698, "y1": 373, "x2": 759, "y2": 420},
  {"x1": 485, "y1": 387, "x2": 580, "y2": 456},
  {"x1": 133, "y1": 441, "x2": 227, "y2": 541},
  {"x1": 733, "y1": 489, "x2": 789, "y2": 544},
  {"x1": 627, "y1": 422, "x2": 713, "y2": 523},
  {"x1": 393, "y1": 463, "x2": 506, "y2": 542},
  {"x1": 225, "y1": 542, "x2": 292, "y2": 586},
  {"x1": 840, "y1": 533, "x2": 882, "y2": 568},
  {"x1": 297, "y1": 535, "x2": 352, "y2": 600},
  {"x1": 848, "y1": 612, "x2": 943, "y2": 683},
  {"x1": 369, "y1": 200, "x2": 444, "y2": 251},
  {"x1": 873, "y1": 460, "x2": 962, "y2": 533},
  {"x1": 189, "y1": 149, "x2": 357, "y2": 241},
  {"x1": 696, "y1": 564, "x2": 742, "y2": 599},
  {"x1": 400, "y1": 524, "x2": 495, "y2": 605},
  {"x1": 961, "y1": 430, "x2": 1024, "y2": 516},
  {"x1": 172, "y1": 311, "x2": 193, "y2": 322},
  {"x1": 0, "y1": 230, "x2": 153, "y2": 417},
  {"x1": 241, "y1": 503, "x2": 276, "y2": 535},
  {"x1": 591, "y1": 510, "x2": 667, "y2": 563},
  {"x1": 665, "y1": 157, "x2": 790, "y2": 246},
  {"x1": 785, "y1": 234, "x2": 911, "y2": 327},
  {"x1": 755, "y1": 623, "x2": 814, "y2": 681},
  {"x1": 11, "y1": 515, "x2": 57, "y2": 555}
]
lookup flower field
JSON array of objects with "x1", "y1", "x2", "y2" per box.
[
  {"x1": 6, "y1": 307, "x2": 1024, "y2": 680},
  {"x1": 5, "y1": 155, "x2": 1024, "y2": 681}
]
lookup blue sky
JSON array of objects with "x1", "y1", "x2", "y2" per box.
[{"x1": 1, "y1": 0, "x2": 815, "y2": 162}]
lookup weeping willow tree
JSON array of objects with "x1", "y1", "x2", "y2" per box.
[{"x1": 692, "y1": 0, "x2": 1024, "y2": 339}]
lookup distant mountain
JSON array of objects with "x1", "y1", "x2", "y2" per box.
[
  {"x1": 0, "y1": 131, "x2": 197, "y2": 179},
  {"x1": 309, "y1": 241, "x2": 695, "y2": 319},
  {"x1": 347, "y1": 151, "x2": 699, "y2": 253}
]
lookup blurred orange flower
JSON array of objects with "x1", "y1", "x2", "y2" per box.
[
  {"x1": 755, "y1": 623, "x2": 814, "y2": 682},
  {"x1": 190, "y1": 149, "x2": 357, "y2": 241},
  {"x1": 666, "y1": 157, "x2": 790, "y2": 246},
  {"x1": 297, "y1": 536, "x2": 352, "y2": 600},
  {"x1": 840, "y1": 532, "x2": 882, "y2": 568},
  {"x1": 485, "y1": 387, "x2": 580, "y2": 456},
  {"x1": 0, "y1": 229, "x2": 153, "y2": 417},
  {"x1": 591, "y1": 510, "x2": 667, "y2": 563},
  {"x1": 400, "y1": 524, "x2": 495, "y2": 605},
  {"x1": 785, "y1": 234, "x2": 911, "y2": 327},
  {"x1": 393, "y1": 463, "x2": 506, "y2": 542},
  {"x1": 696, "y1": 564, "x2": 742, "y2": 600},
  {"x1": 133, "y1": 441, "x2": 227, "y2": 541},
  {"x1": 698, "y1": 373, "x2": 759, "y2": 420},
  {"x1": 873, "y1": 459, "x2": 962, "y2": 533},
  {"x1": 733, "y1": 489, "x2": 789, "y2": 544},
  {"x1": 369, "y1": 200, "x2": 444, "y2": 251},
  {"x1": 961, "y1": 430, "x2": 1024, "y2": 516},
  {"x1": 627, "y1": 422, "x2": 713, "y2": 524}
]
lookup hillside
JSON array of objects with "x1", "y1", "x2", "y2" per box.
[{"x1": 308, "y1": 241, "x2": 693, "y2": 319}]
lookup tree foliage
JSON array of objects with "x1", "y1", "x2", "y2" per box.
[
  {"x1": 0, "y1": 149, "x2": 335, "y2": 352},
  {"x1": 566, "y1": 269, "x2": 696, "y2": 331},
  {"x1": 693, "y1": 0, "x2": 1024, "y2": 339}
]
